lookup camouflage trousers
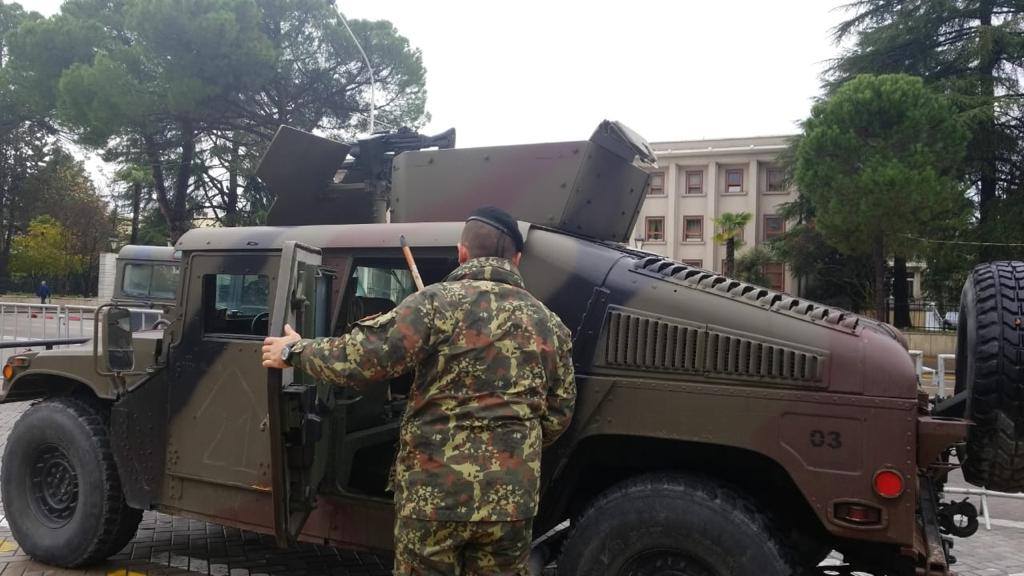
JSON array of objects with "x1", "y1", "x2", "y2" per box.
[{"x1": 393, "y1": 516, "x2": 533, "y2": 576}]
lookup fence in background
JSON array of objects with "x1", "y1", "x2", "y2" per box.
[
  {"x1": 0, "y1": 303, "x2": 96, "y2": 367},
  {"x1": 0, "y1": 302, "x2": 162, "y2": 368},
  {"x1": 944, "y1": 486, "x2": 1024, "y2": 531},
  {"x1": 910, "y1": 348, "x2": 1024, "y2": 531},
  {"x1": 867, "y1": 299, "x2": 960, "y2": 332}
]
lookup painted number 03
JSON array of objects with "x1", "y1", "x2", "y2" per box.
[{"x1": 809, "y1": 430, "x2": 842, "y2": 449}]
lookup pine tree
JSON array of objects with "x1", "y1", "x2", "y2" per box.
[{"x1": 829, "y1": 0, "x2": 1024, "y2": 259}]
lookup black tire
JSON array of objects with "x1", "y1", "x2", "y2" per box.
[
  {"x1": 0, "y1": 396, "x2": 142, "y2": 566},
  {"x1": 955, "y1": 261, "x2": 1024, "y2": 492},
  {"x1": 558, "y1": 474, "x2": 803, "y2": 576}
]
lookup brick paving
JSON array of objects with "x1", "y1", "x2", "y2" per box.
[
  {"x1": 0, "y1": 401, "x2": 391, "y2": 576},
  {"x1": 1, "y1": 400, "x2": 1023, "y2": 575}
]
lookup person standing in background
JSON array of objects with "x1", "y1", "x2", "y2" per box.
[{"x1": 36, "y1": 281, "x2": 50, "y2": 305}]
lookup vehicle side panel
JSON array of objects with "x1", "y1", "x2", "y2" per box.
[
  {"x1": 545, "y1": 375, "x2": 918, "y2": 545},
  {"x1": 156, "y1": 252, "x2": 280, "y2": 530},
  {"x1": 523, "y1": 233, "x2": 920, "y2": 548}
]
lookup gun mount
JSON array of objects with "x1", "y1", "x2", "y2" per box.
[{"x1": 256, "y1": 121, "x2": 657, "y2": 243}]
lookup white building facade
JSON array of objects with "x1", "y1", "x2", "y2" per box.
[{"x1": 632, "y1": 135, "x2": 798, "y2": 294}]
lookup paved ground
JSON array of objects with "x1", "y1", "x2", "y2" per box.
[{"x1": 0, "y1": 400, "x2": 1022, "y2": 576}]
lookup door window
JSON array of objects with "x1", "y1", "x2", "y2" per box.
[{"x1": 203, "y1": 273, "x2": 271, "y2": 337}]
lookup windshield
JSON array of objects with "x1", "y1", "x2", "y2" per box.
[{"x1": 122, "y1": 263, "x2": 180, "y2": 300}]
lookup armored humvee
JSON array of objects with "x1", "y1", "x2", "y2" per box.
[
  {"x1": 111, "y1": 245, "x2": 180, "y2": 331},
  {"x1": 1, "y1": 121, "x2": 1022, "y2": 576},
  {"x1": 114, "y1": 245, "x2": 180, "y2": 309}
]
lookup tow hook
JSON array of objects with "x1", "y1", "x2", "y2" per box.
[{"x1": 937, "y1": 498, "x2": 980, "y2": 538}]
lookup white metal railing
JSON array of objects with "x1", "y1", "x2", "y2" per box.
[
  {"x1": 0, "y1": 302, "x2": 163, "y2": 369},
  {"x1": 943, "y1": 486, "x2": 1024, "y2": 530},
  {"x1": 911, "y1": 350, "x2": 1023, "y2": 532},
  {"x1": 909, "y1": 349, "x2": 955, "y2": 398},
  {"x1": 0, "y1": 303, "x2": 96, "y2": 366}
]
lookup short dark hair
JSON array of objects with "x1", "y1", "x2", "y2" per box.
[{"x1": 460, "y1": 220, "x2": 520, "y2": 260}]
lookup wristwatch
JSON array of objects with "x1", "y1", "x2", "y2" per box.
[{"x1": 281, "y1": 342, "x2": 300, "y2": 367}]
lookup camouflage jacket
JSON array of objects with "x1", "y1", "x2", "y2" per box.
[{"x1": 292, "y1": 257, "x2": 576, "y2": 521}]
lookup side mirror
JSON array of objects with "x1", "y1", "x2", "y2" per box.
[{"x1": 104, "y1": 306, "x2": 134, "y2": 372}]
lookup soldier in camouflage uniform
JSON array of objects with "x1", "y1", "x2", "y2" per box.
[{"x1": 262, "y1": 207, "x2": 576, "y2": 575}]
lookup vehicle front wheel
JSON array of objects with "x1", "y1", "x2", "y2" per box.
[
  {"x1": 0, "y1": 396, "x2": 142, "y2": 567},
  {"x1": 558, "y1": 474, "x2": 803, "y2": 576}
]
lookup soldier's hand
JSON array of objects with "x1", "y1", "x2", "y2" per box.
[{"x1": 262, "y1": 324, "x2": 302, "y2": 369}]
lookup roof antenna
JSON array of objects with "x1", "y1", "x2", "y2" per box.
[{"x1": 339, "y1": 10, "x2": 376, "y2": 134}]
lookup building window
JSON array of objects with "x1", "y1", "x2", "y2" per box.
[
  {"x1": 685, "y1": 170, "x2": 703, "y2": 195},
  {"x1": 683, "y1": 216, "x2": 703, "y2": 242},
  {"x1": 725, "y1": 168, "x2": 743, "y2": 193},
  {"x1": 764, "y1": 215, "x2": 785, "y2": 240},
  {"x1": 647, "y1": 172, "x2": 665, "y2": 196},
  {"x1": 645, "y1": 217, "x2": 665, "y2": 242},
  {"x1": 681, "y1": 259, "x2": 703, "y2": 268},
  {"x1": 764, "y1": 263, "x2": 785, "y2": 292},
  {"x1": 766, "y1": 167, "x2": 786, "y2": 193}
]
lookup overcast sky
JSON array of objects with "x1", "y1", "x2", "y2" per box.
[{"x1": 17, "y1": 0, "x2": 850, "y2": 183}]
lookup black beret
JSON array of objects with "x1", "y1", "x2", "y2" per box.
[{"x1": 466, "y1": 206, "x2": 524, "y2": 252}]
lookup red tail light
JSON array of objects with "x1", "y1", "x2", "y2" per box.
[
  {"x1": 873, "y1": 469, "x2": 904, "y2": 498},
  {"x1": 834, "y1": 502, "x2": 883, "y2": 526}
]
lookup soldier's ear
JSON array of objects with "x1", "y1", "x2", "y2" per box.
[{"x1": 457, "y1": 243, "x2": 470, "y2": 264}]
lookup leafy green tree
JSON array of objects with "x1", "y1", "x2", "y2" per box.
[
  {"x1": 12, "y1": 0, "x2": 428, "y2": 239},
  {"x1": 733, "y1": 245, "x2": 772, "y2": 286},
  {"x1": 795, "y1": 74, "x2": 968, "y2": 321},
  {"x1": 111, "y1": 163, "x2": 153, "y2": 244},
  {"x1": 51, "y1": 0, "x2": 276, "y2": 241},
  {"x1": 829, "y1": 1, "x2": 1024, "y2": 259},
  {"x1": 135, "y1": 207, "x2": 172, "y2": 246},
  {"x1": 770, "y1": 195, "x2": 875, "y2": 310},
  {"x1": 18, "y1": 148, "x2": 115, "y2": 293},
  {"x1": 713, "y1": 211, "x2": 751, "y2": 277},
  {"x1": 197, "y1": 2, "x2": 428, "y2": 226},
  {"x1": 0, "y1": 1, "x2": 52, "y2": 286},
  {"x1": 10, "y1": 215, "x2": 86, "y2": 291}
]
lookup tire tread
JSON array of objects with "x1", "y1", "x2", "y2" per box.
[
  {"x1": 3, "y1": 395, "x2": 141, "y2": 566},
  {"x1": 558, "y1": 473, "x2": 807, "y2": 575},
  {"x1": 960, "y1": 261, "x2": 1024, "y2": 492}
]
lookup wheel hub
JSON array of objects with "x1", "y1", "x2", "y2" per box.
[
  {"x1": 620, "y1": 550, "x2": 718, "y2": 576},
  {"x1": 29, "y1": 443, "x2": 79, "y2": 527}
]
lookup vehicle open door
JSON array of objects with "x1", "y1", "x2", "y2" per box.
[{"x1": 267, "y1": 241, "x2": 337, "y2": 546}]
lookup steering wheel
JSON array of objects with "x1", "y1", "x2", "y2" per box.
[
  {"x1": 150, "y1": 318, "x2": 171, "y2": 330},
  {"x1": 251, "y1": 312, "x2": 270, "y2": 334}
]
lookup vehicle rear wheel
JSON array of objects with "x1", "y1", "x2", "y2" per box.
[
  {"x1": 557, "y1": 474, "x2": 804, "y2": 576},
  {"x1": 0, "y1": 396, "x2": 142, "y2": 566},
  {"x1": 955, "y1": 261, "x2": 1024, "y2": 492}
]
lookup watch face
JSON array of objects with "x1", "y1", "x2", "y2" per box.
[{"x1": 281, "y1": 346, "x2": 290, "y2": 362}]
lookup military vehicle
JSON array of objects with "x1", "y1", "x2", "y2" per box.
[
  {"x1": 1, "y1": 121, "x2": 1021, "y2": 576},
  {"x1": 111, "y1": 245, "x2": 180, "y2": 331},
  {"x1": 113, "y1": 245, "x2": 180, "y2": 309}
]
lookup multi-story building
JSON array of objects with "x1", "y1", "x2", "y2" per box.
[{"x1": 632, "y1": 134, "x2": 798, "y2": 294}]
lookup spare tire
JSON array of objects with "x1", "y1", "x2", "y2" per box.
[{"x1": 955, "y1": 261, "x2": 1024, "y2": 492}]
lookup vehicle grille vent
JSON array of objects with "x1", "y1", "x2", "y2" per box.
[
  {"x1": 602, "y1": 309, "x2": 824, "y2": 383},
  {"x1": 632, "y1": 256, "x2": 859, "y2": 330}
]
